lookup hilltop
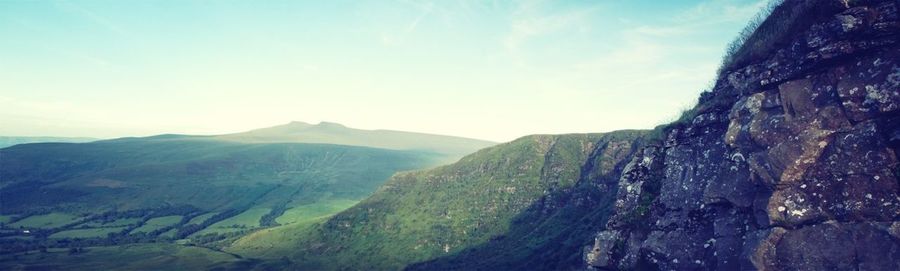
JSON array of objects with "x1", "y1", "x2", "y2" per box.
[
  {"x1": 215, "y1": 121, "x2": 496, "y2": 162},
  {"x1": 0, "y1": 136, "x2": 97, "y2": 148}
]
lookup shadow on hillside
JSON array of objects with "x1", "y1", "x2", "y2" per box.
[{"x1": 404, "y1": 143, "x2": 640, "y2": 271}]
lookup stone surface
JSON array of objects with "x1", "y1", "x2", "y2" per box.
[{"x1": 586, "y1": 1, "x2": 900, "y2": 270}]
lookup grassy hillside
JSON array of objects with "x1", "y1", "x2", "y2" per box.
[
  {"x1": 227, "y1": 131, "x2": 645, "y2": 270},
  {"x1": 215, "y1": 121, "x2": 495, "y2": 162},
  {"x1": 0, "y1": 137, "x2": 439, "y2": 213},
  {"x1": 0, "y1": 135, "x2": 444, "y2": 257}
]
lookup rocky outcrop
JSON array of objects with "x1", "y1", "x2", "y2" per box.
[{"x1": 586, "y1": 0, "x2": 900, "y2": 270}]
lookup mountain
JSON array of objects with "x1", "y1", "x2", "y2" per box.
[
  {"x1": 226, "y1": 131, "x2": 647, "y2": 270},
  {"x1": 215, "y1": 121, "x2": 496, "y2": 162},
  {"x1": 0, "y1": 136, "x2": 97, "y2": 148}
]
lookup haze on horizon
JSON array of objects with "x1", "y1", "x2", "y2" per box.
[{"x1": 0, "y1": 0, "x2": 767, "y2": 142}]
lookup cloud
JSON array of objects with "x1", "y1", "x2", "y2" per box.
[
  {"x1": 500, "y1": 0, "x2": 598, "y2": 67},
  {"x1": 54, "y1": 0, "x2": 134, "y2": 39},
  {"x1": 405, "y1": 5, "x2": 432, "y2": 33},
  {"x1": 503, "y1": 3, "x2": 593, "y2": 51}
]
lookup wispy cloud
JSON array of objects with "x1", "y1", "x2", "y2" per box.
[
  {"x1": 501, "y1": 0, "x2": 597, "y2": 65},
  {"x1": 405, "y1": 3, "x2": 434, "y2": 34},
  {"x1": 54, "y1": 0, "x2": 134, "y2": 39}
]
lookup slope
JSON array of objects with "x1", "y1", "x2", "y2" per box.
[
  {"x1": 0, "y1": 132, "x2": 449, "y2": 258},
  {"x1": 226, "y1": 130, "x2": 646, "y2": 270},
  {"x1": 0, "y1": 137, "x2": 439, "y2": 214}
]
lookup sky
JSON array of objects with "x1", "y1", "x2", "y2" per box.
[{"x1": 0, "y1": 0, "x2": 768, "y2": 142}]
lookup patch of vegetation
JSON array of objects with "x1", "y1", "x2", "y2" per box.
[
  {"x1": 49, "y1": 227, "x2": 128, "y2": 239},
  {"x1": 159, "y1": 228, "x2": 177, "y2": 239},
  {"x1": 129, "y1": 216, "x2": 182, "y2": 234},
  {"x1": 8, "y1": 213, "x2": 82, "y2": 229},
  {"x1": 186, "y1": 212, "x2": 218, "y2": 225},
  {"x1": 719, "y1": 0, "x2": 845, "y2": 74},
  {"x1": 79, "y1": 218, "x2": 142, "y2": 228},
  {"x1": 646, "y1": 104, "x2": 700, "y2": 143},
  {"x1": 0, "y1": 215, "x2": 15, "y2": 224},
  {"x1": 192, "y1": 208, "x2": 270, "y2": 237},
  {"x1": 274, "y1": 199, "x2": 358, "y2": 225}
]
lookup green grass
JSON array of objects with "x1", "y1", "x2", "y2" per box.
[
  {"x1": 130, "y1": 216, "x2": 182, "y2": 234},
  {"x1": 0, "y1": 215, "x2": 15, "y2": 224},
  {"x1": 80, "y1": 218, "x2": 142, "y2": 228},
  {"x1": 228, "y1": 132, "x2": 645, "y2": 270},
  {"x1": 193, "y1": 208, "x2": 270, "y2": 236},
  {"x1": 187, "y1": 212, "x2": 218, "y2": 225},
  {"x1": 0, "y1": 243, "x2": 255, "y2": 271},
  {"x1": 275, "y1": 199, "x2": 358, "y2": 225},
  {"x1": 159, "y1": 228, "x2": 178, "y2": 238},
  {"x1": 8, "y1": 213, "x2": 81, "y2": 229},
  {"x1": 50, "y1": 227, "x2": 128, "y2": 239}
]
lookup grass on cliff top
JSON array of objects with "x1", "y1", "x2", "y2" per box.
[{"x1": 719, "y1": 0, "x2": 847, "y2": 75}]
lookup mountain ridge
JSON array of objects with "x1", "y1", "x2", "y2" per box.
[{"x1": 214, "y1": 121, "x2": 496, "y2": 161}]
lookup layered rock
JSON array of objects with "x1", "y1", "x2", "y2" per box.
[{"x1": 586, "y1": 0, "x2": 900, "y2": 270}]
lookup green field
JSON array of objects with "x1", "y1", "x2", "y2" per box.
[
  {"x1": 160, "y1": 228, "x2": 178, "y2": 238},
  {"x1": 0, "y1": 215, "x2": 15, "y2": 224},
  {"x1": 186, "y1": 212, "x2": 218, "y2": 225},
  {"x1": 193, "y1": 208, "x2": 270, "y2": 236},
  {"x1": 50, "y1": 227, "x2": 128, "y2": 239},
  {"x1": 80, "y1": 218, "x2": 142, "y2": 228},
  {"x1": 8, "y1": 213, "x2": 81, "y2": 229},
  {"x1": 130, "y1": 216, "x2": 182, "y2": 234},
  {"x1": 0, "y1": 243, "x2": 256, "y2": 270},
  {"x1": 275, "y1": 199, "x2": 358, "y2": 225}
]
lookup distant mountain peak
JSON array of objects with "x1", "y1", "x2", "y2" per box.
[
  {"x1": 315, "y1": 121, "x2": 346, "y2": 128},
  {"x1": 214, "y1": 122, "x2": 495, "y2": 162}
]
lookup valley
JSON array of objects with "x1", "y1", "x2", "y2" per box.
[{"x1": 0, "y1": 122, "x2": 492, "y2": 270}]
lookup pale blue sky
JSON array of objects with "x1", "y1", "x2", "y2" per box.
[{"x1": 0, "y1": 0, "x2": 767, "y2": 142}]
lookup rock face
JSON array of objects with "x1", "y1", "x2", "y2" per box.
[{"x1": 586, "y1": 0, "x2": 900, "y2": 270}]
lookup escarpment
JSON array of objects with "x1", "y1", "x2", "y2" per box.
[{"x1": 586, "y1": 0, "x2": 900, "y2": 270}]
